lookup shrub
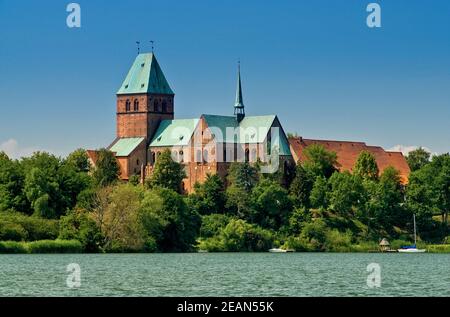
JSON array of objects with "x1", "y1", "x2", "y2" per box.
[
  {"x1": 0, "y1": 241, "x2": 28, "y2": 253},
  {"x1": 0, "y1": 222, "x2": 28, "y2": 241},
  {"x1": 324, "y1": 229, "x2": 353, "y2": 252},
  {"x1": 281, "y1": 236, "x2": 311, "y2": 251},
  {"x1": 27, "y1": 239, "x2": 82, "y2": 253},
  {"x1": 200, "y1": 214, "x2": 232, "y2": 238},
  {"x1": 0, "y1": 213, "x2": 59, "y2": 241}
]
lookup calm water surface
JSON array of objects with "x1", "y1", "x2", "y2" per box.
[{"x1": 0, "y1": 253, "x2": 449, "y2": 296}]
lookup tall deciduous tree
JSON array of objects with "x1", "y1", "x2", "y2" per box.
[
  {"x1": 189, "y1": 173, "x2": 226, "y2": 215},
  {"x1": 406, "y1": 147, "x2": 431, "y2": 172},
  {"x1": 0, "y1": 152, "x2": 28, "y2": 213},
  {"x1": 91, "y1": 149, "x2": 120, "y2": 187},
  {"x1": 303, "y1": 144, "x2": 337, "y2": 179},
  {"x1": 354, "y1": 150, "x2": 379, "y2": 181},
  {"x1": 251, "y1": 178, "x2": 292, "y2": 230},
  {"x1": 147, "y1": 149, "x2": 186, "y2": 193},
  {"x1": 227, "y1": 162, "x2": 259, "y2": 193},
  {"x1": 289, "y1": 164, "x2": 314, "y2": 208}
]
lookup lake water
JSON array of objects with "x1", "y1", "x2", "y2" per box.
[{"x1": 0, "y1": 253, "x2": 449, "y2": 296}]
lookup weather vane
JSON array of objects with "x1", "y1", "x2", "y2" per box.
[{"x1": 136, "y1": 41, "x2": 140, "y2": 55}]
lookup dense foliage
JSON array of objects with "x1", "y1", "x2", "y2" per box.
[{"x1": 0, "y1": 145, "x2": 449, "y2": 253}]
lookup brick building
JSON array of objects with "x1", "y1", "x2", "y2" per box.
[
  {"x1": 88, "y1": 53, "x2": 293, "y2": 193},
  {"x1": 88, "y1": 52, "x2": 410, "y2": 192}
]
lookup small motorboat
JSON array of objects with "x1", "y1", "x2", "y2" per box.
[
  {"x1": 268, "y1": 248, "x2": 287, "y2": 253},
  {"x1": 268, "y1": 248, "x2": 295, "y2": 253}
]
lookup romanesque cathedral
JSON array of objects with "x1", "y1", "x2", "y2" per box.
[{"x1": 87, "y1": 53, "x2": 410, "y2": 192}]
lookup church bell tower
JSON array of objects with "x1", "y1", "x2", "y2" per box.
[{"x1": 116, "y1": 53, "x2": 175, "y2": 143}]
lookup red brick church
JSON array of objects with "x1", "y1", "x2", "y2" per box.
[{"x1": 88, "y1": 52, "x2": 410, "y2": 192}]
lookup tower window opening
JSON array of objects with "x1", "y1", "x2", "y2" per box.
[
  {"x1": 134, "y1": 99, "x2": 139, "y2": 111},
  {"x1": 125, "y1": 99, "x2": 131, "y2": 112},
  {"x1": 162, "y1": 101, "x2": 167, "y2": 112}
]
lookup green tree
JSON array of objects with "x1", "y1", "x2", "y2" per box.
[
  {"x1": 91, "y1": 149, "x2": 120, "y2": 187},
  {"x1": 328, "y1": 172, "x2": 365, "y2": 215},
  {"x1": 150, "y1": 188, "x2": 201, "y2": 252},
  {"x1": 189, "y1": 174, "x2": 226, "y2": 215},
  {"x1": 227, "y1": 162, "x2": 259, "y2": 193},
  {"x1": 375, "y1": 167, "x2": 405, "y2": 228},
  {"x1": 59, "y1": 209, "x2": 103, "y2": 252},
  {"x1": 90, "y1": 184, "x2": 147, "y2": 252},
  {"x1": 65, "y1": 149, "x2": 90, "y2": 173},
  {"x1": 289, "y1": 164, "x2": 314, "y2": 208},
  {"x1": 407, "y1": 154, "x2": 450, "y2": 236},
  {"x1": 310, "y1": 176, "x2": 329, "y2": 209},
  {"x1": 0, "y1": 152, "x2": 29, "y2": 213},
  {"x1": 147, "y1": 149, "x2": 186, "y2": 193},
  {"x1": 219, "y1": 219, "x2": 273, "y2": 252},
  {"x1": 354, "y1": 150, "x2": 379, "y2": 181},
  {"x1": 225, "y1": 184, "x2": 253, "y2": 218},
  {"x1": 303, "y1": 144, "x2": 337, "y2": 178},
  {"x1": 406, "y1": 147, "x2": 431, "y2": 172},
  {"x1": 250, "y1": 179, "x2": 292, "y2": 230}
]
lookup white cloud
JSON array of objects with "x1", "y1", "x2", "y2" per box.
[
  {"x1": 0, "y1": 139, "x2": 41, "y2": 159},
  {"x1": 388, "y1": 145, "x2": 435, "y2": 156}
]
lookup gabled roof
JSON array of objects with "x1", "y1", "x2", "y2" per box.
[
  {"x1": 109, "y1": 137, "x2": 145, "y2": 156},
  {"x1": 288, "y1": 137, "x2": 411, "y2": 184},
  {"x1": 150, "y1": 118, "x2": 199, "y2": 147},
  {"x1": 117, "y1": 53, "x2": 174, "y2": 95},
  {"x1": 147, "y1": 114, "x2": 291, "y2": 155},
  {"x1": 202, "y1": 114, "x2": 277, "y2": 144}
]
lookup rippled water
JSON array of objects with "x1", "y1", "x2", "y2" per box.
[{"x1": 0, "y1": 253, "x2": 449, "y2": 296}]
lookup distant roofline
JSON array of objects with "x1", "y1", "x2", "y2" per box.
[{"x1": 290, "y1": 136, "x2": 367, "y2": 145}]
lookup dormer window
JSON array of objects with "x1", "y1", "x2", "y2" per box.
[
  {"x1": 125, "y1": 99, "x2": 131, "y2": 112},
  {"x1": 162, "y1": 101, "x2": 167, "y2": 113},
  {"x1": 133, "y1": 99, "x2": 139, "y2": 111}
]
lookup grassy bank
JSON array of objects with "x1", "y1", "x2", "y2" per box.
[{"x1": 0, "y1": 240, "x2": 82, "y2": 254}]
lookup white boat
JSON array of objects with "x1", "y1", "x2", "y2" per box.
[
  {"x1": 397, "y1": 214, "x2": 426, "y2": 253},
  {"x1": 268, "y1": 248, "x2": 287, "y2": 253}
]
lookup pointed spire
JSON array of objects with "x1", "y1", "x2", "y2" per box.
[{"x1": 234, "y1": 60, "x2": 245, "y2": 122}]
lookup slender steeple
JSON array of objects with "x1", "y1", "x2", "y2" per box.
[{"x1": 234, "y1": 61, "x2": 245, "y2": 122}]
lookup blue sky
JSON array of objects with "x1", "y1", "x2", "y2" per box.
[{"x1": 0, "y1": 0, "x2": 449, "y2": 158}]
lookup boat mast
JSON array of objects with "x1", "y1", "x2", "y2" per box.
[{"x1": 413, "y1": 214, "x2": 417, "y2": 246}]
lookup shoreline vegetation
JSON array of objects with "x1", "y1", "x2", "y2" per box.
[{"x1": 0, "y1": 146, "x2": 449, "y2": 254}]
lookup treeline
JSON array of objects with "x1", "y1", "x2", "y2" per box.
[{"x1": 0, "y1": 145, "x2": 448, "y2": 253}]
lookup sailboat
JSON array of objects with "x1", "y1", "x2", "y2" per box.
[{"x1": 398, "y1": 214, "x2": 426, "y2": 253}]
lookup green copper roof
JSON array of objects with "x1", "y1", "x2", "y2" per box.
[
  {"x1": 149, "y1": 115, "x2": 291, "y2": 155},
  {"x1": 150, "y1": 119, "x2": 200, "y2": 147},
  {"x1": 202, "y1": 114, "x2": 275, "y2": 143},
  {"x1": 234, "y1": 65, "x2": 244, "y2": 109},
  {"x1": 109, "y1": 137, "x2": 145, "y2": 156},
  {"x1": 117, "y1": 53, "x2": 174, "y2": 95}
]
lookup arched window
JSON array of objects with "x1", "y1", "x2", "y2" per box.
[
  {"x1": 162, "y1": 101, "x2": 167, "y2": 113},
  {"x1": 151, "y1": 151, "x2": 156, "y2": 164},
  {"x1": 203, "y1": 149, "x2": 208, "y2": 163},
  {"x1": 133, "y1": 99, "x2": 139, "y2": 111},
  {"x1": 136, "y1": 159, "x2": 140, "y2": 166},
  {"x1": 223, "y1": 148, "x2": 227, "y2": 163},
  {"x1": 125, "y1": 99, "x2": 131, "y2": 112},
  {"x1": 245, "y1": 149, "x2": 250, "y2": 162},
  {"x1": 181, "y1": 181, "x2": 185, "y2": 193},
  {"x1": 154, "y1": 100, "x2": 159, "y2": 112}
]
